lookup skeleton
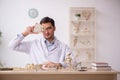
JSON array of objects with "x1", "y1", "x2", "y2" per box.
[
  {"x1": 72, "y1": 21, "x2": 81, "y2": 33},
  {"x1": 65, "y1": 53, "x2": 72, "y2": 67},
  {"x1": 73, "y1": 36, "x2": 78, "y2": 47},
  {"x1": 82, "y1": 10, "x2": 91, "y2": 20},
  {"x1": 33, "y1": 23, "x2": 45, "y2": 33}
]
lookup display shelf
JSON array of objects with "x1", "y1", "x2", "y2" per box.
[{"x1": 69, "y1": 7, "x2": 96, "y2": 67}]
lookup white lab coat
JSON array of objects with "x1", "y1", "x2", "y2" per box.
[{"x1": 8, "y1": 34, "x2": 76, "y2": 67}]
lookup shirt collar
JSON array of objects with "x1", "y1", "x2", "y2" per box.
[{"x1": 43, "y1": 36, "x2": 56, "y2": 44}]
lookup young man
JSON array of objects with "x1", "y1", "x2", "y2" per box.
[{"x1": 8, "y1": 17, "x2": 75, "y2": 68}]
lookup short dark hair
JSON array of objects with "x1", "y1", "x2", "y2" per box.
[{"x1": 40, "y1": 17, "x2": 55, "y2": 27}]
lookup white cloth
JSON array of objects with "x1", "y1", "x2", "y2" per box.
[{"x1": 8, "y1": 34, "x2": 75, "y2": 67}]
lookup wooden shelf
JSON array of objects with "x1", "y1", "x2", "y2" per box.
[{"x1": 70, "y1": 7, "x2": 96, "y2": 67}]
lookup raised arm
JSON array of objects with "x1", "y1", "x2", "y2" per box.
[{"x1": 8, "y1": 26, "x2": 36, "y2": 53}]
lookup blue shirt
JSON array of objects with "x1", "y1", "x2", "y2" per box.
[{"x1": 44, "y1": 38, "x2": 56, "y2": 51}]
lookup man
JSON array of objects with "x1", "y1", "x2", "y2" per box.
[{"x1": 8, "y1": 17, "x2": 75, "y2": 68}]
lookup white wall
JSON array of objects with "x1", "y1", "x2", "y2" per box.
[
  {"x1": 0, "y1": 0, "x2": 120, "y2": 79},
  {"x1": 95, "y1": 0, "x2": 120, "y2": 70}
]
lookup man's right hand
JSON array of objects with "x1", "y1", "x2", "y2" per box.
[{"x1": 22, "y1": 26, "x2": 38, "y2": 37}]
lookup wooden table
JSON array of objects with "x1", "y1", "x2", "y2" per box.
[{"x1": 0, "y1": 69, "x2": 118, "y2": 80}]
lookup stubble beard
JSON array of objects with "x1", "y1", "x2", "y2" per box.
[{"x1": 45, "y1": 34, "x2": 54, "y2": 42}]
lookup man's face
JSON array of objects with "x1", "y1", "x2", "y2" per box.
[{"x1": 41, "y1": 22, "x2": 55, "y2": 40}]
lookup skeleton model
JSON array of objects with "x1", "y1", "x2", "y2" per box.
[
  {"x1": 80, "y1": 39, "x2": 90, "y2": 47},
  {"x1": 86, "y1": 50, "x2": 92, "y2": 60},
  {"x1": 26, "y1": 64, "x2": 35, "y2": 70},
  {"x1": 73, "y1": 36, "x2": 78, "y2": 47},
  {"x1": 33, "y1": 23, "x2": 45, "y2": 33},
  {"x1": 76, "y1": 62, "x2": 82, "y2": 70},
  {"x1": 65, "y1": 53, "x2": 72, "y2": 68},
  {"x1": 72, "y1": 21, "x2": 81, "y2": 33},
  {"x1": 82, "y1": 10, "x2": 91, "y2": 20}
]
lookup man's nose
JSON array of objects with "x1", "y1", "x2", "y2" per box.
[{"x1": 44, "y1": 29, "x2": 49, "y2": 33}]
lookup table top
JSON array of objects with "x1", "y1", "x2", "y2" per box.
[{"x1": 0, "y1": 69, "x2": 118, "y2": 75}]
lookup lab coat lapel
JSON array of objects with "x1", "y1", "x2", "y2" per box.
[{"x1": 41, "y1": 38, "x2": 49, "y2": 59}]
